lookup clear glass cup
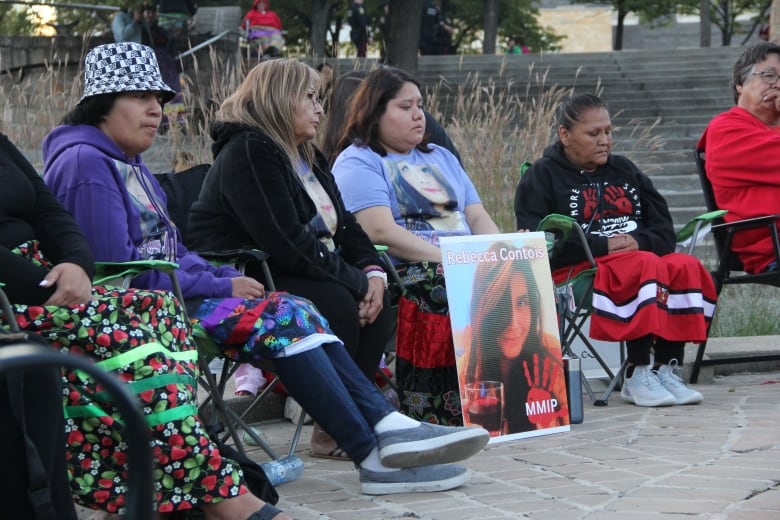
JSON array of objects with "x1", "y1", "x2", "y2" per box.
[{"x1": 465, "y1": 381, "x2": 504, "y2": 436}]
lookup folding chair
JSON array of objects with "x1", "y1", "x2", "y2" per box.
[
  {"x1": 153, "y1": 165, "x2": 306, "y2": 460},
  {"x1": 537, "y1": 214, "x2": 627, "y2": 406},
  {"x1": 0, "y1": 284, "x2": 153, "y2": 519},
  {"x1": 690, "y1": 148, "x2": 780, "y2": 383},
  {"x1": 538, "y1": 209, "x2": 726, "y2": 405}
]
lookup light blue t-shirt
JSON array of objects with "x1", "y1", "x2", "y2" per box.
[{"x1": 333, "y1": 143, "x2": 481, "y2": 248}]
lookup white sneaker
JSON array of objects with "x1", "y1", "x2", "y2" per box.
[
  {"x1": 655, "y1": 360, "x2": 703, "y2": 405},
  {"x1": 283, "y1": 396, "x2": 313, "y2": 424},
  {"x1": 621, "y1": 364, "x2": 676, "y2": 407}
]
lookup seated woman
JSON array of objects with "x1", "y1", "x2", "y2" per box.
[
  {"x1": 3, "y1": 128, "x2": 284, "y2": 518},
  {"x1": 186, "y1": 59, "x2": 397, "y2": 460},
  {"x1": 40, "y1": 43, "x2": 489, "y2": 511},
  {"x1": 330, "y1": 66, "x2": 500, "y2": 426},
  {"x1": 320, "y1": 69, "x2": 462, "y2": 167},
  {"x1": 0, "y1": 133, "x2": 78, "y2": 520},
  {"x1": 242, "y1": 0, "x2": 284, "y2": 57},
  {"x1": 698, "y1": 41, "x2": 780, "y2": 274},
  {"x1": 515, "y1": 93, "x2": 717, "y2": 407}
]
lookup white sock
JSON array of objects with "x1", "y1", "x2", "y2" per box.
[
  {"x1": 373, "y1": 411, "x2": 419, "y2": 434},
  {"x1": 359, "y1": 446, "x2": 394, "y2": 472}
]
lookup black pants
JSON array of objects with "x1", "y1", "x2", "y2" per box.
[
  {"x1": 0, "y1": 358, "x2": 76, "y2": 519},
  {"x1": 626, "y1": 336, "x2": 685, "y2": 366},
  {"x1": 273, "y1": 275, "x2": 393, "y2": 383}
]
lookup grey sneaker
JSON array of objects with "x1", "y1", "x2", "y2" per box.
[
  {"x1": 377, "y1": 423, "x2": 489, "y2": 468},
  {"x1": 621, "y1": 364, "x2": 676, "y2": 407},
  {"x1": 359, "y1": 463, "x2": 470, "y2": 495},
  {"x1": 655, "y1": 361, "x2": 703, "y2": 405}
]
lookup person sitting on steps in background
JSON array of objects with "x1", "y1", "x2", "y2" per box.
[{"x1": 242, "y1": 0, "x2": 284, "y2": 58}]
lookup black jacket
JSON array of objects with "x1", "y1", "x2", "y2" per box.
[
  {"x1": 0, "y1": 133, "x2": 94, "y2": 304},
  {"x1": 514, "y1": 142, "x2": 675, "y2": 270},
  {"x1": 187, "y1": 123, "x2": 381, "y2": 300}
]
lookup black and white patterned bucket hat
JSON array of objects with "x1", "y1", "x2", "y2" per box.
[{"x1": 79, "y1": 42, "x2": 177, "y2": 105}]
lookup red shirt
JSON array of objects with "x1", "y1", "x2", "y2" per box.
[
  {"x1": 698, "y1": 106, "x2": 780, "y2": 273},
  {"x1": 243, "y1": 1, "x2": 282, "y2": 31}
]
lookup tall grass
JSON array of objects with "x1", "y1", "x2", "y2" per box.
[{"x1": 425, "y1": 68, "x2": 569, "y2": 232}]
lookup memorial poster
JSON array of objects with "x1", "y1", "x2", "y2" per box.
[{"x1": 439, "y1": 232, "x2": 571, "y2": 443}]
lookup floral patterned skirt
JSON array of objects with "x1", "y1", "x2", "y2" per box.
[
  {"x1": 3, "y1": 242, "x2": 246, "y2": 514},
  {"x1": 391, "y1": 261, "x2": 462, "y2": 426}
]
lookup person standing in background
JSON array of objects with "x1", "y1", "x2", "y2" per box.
[
  {"x1": 112, "y1": 3, "x2": 143, "y2": 43},
  {"x1": 420, "y1": 0, "x2": 454, "y2": 55},
  {"x1": 507, "y1": 36, "x2": 530, "y2": 55},
  {"x1": 348, "y1": 0, "x2": 370, "y2": 58}
]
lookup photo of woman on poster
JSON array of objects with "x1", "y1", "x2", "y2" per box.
[
  {"x1": 390, "y1": 161, "x2": 464, "y2": 231},
  {"x1": 459, "y1": 241, "x2": 569, "y2": 436}
]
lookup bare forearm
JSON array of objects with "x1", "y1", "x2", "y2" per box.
[
  {"x1": 466, "y1": 205, "x2": 501, "y2": 235},
  {"x1": 371, "y1": 225, "x2": 442, "y2": 263}
]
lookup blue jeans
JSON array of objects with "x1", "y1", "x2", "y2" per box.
[{"x1": 272, "y1": 342, "x2": 397, "y2": 464}]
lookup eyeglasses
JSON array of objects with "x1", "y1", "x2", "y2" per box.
[
  {"x1": 307, "y1": 92, "x2": 322, "y2": 109},
  {"x1": 751, "y1": 70, "x2": 780, "y2": 85}
]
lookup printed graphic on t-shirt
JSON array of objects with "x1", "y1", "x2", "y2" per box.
[
  {"x1": 388, "y1": 159, "x2": 469, "y2": 244},
  {"x1": 297, "y1": 164, "x2": 337, "y2": 252},
  {"x1": 573, "y1": 182, "x2": 640, "y2": 237},
  {"x1": 117, "y1": 160, "x2": 174, "y2": 261}
]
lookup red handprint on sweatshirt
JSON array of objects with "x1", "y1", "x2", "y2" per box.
[
  {"x1": 581, "y1": 186, "x2": 600, "y2": 221},
  {"x1": 603, "y1": 184, "x2": 632, "y2": 216},
  {"x1": 523, "y1": 353, "x2": 568, "y2": 428}
]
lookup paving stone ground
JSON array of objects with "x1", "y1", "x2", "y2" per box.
[{"x1": 76, "y1": 370, "x2": 780, "y2": 519}]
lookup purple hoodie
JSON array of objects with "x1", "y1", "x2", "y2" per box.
[{"x1": 42, "y1": 124, "x2": 236, "y2": 299}]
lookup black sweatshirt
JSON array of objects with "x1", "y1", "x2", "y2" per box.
[
  {"x1": 187, "y1": 123, "x2": 381, "y2": 300},
  {"x1": 0, "y1": 133, "x2": 94, "y2": 304},
  {"x1": 514, "y1": 142, "x2": 676, "y2": 270}
]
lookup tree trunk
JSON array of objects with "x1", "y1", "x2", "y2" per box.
[
  {"x1": 483, "y1": 0, "x2": 499, "y2": 55},
  {"x1": 386, "y1": 0, "x2": 423, "y2": 76},
  {"x1": 721, "y1": 0, "x2": 732, "y2": 46},
  {"x1": 310, "y1": 0, "x2": 335, "y2": 58},
  {"x1": 700, "y1": 0, "x2": 711, "y2": 47},
  {"x1": 771, "y1": 0, "x2": 780, "y2": 41},
  {"x1": 614, "y1": 7, "x2": 626, "y2": 50}
]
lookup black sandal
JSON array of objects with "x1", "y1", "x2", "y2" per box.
[{"x1": 248, "y1": 503, "x2": 284, "y2": 520}]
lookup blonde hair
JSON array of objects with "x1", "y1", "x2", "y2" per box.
[{"x1": 217, "y1": 58, "x2": 321, "y2": 169}]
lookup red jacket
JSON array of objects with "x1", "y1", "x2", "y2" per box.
[
  {"x1": 242, "y1": 0, "x2": 282, "y2": 30},
  {"x1": 698, "y1": 106, "x2": 780, "y2": 273}
]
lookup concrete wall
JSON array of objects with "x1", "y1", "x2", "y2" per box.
[{"x1": 538, "y1": 6, "x2": 613, "y2": 53}]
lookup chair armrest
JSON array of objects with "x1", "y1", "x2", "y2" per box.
[
  {"x1": 537, "y1": 213, "x2": 596, "y2": 269},
  {"x1": 198, "y1": 248, "x2": 270, "y2": 266},
  {"x1": 711, "y1": 214, "x2": 780, "y2": 232},
  {"x1": 196, "y1": 248, "x2": 276, "y2": 291},
  {"x1": 374, "y1": 245, "x2": 405, "y2": 290},
  {"x1": 675, "y1": 209, "x2": 728, "y2": 254},
  {"x1": 93, "y1": 260, "x2": 179, "y2": 286}
]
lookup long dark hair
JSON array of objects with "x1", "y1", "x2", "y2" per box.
[
  {"x1": 336, "y1": 66, "x2": 431, "y2": 157},
  {"x1": 465, "y1": 241, "x2": 548, "y2": 432},
  {"x1": 320, "y1": 70, "x2": 369, "y2": 166}
]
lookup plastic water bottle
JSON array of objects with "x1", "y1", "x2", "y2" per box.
[
  {"x1": 260, "y1": 455, "x2": 304, "y2": 486},
  {"x1": 242, "y1": 426, "x2": 270, "y2": 447}
]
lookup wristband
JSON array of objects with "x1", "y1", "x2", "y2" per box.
[{"x1": 365, "y1": 270, "x2": 388, "y2": 289}]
